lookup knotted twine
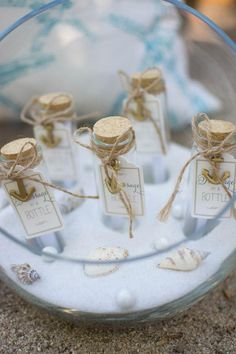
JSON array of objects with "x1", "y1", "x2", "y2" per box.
[
  {"x1": 159, "y1": 113, "x2": 236, "y2": 222},
  {"x1": 21, "y1": 93, "x2": 98, "y2": 127},
  {"x1": 74, "y1": 126, "x2": 136, "y2": 238},
  {"x1": 119, "y1": 69, "x2": 167, "y2": 155},
  {"x1": 0, "y1": 141, "x2": 99, "y2": 201}
]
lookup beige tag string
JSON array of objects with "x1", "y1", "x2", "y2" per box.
[
  {"x1": 158, "y1": 113, "x2": 236, "y2": 222},
  {"x1": 74, "y1": 126, "x2": 136, "y2": 238},
  {"x1": 0, "y1": 142, "x2": 99, "y2": 201},
  {"x1": 118, "y1": 69, "x2": 167, "y2": 155},
  {"x1": 21, "y1": 93, "x2": 99, "y2": 126}
]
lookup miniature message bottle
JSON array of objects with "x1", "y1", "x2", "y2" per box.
[
  {"x1": 21, "y1": 92, "x2": 80, "y2": 190},
  {"x1": 159, "y1": 113, "x2": 236, "y2": 238},
  {"x1": 183, "y1": 117, "x2": 236, "y2": 238},
  {"x1": 76, "y1": 116, "x2": 145, "y2": 238},
  {"x1": 0, "y1": 138, "x2": 64, "y2": 254},
  {"x1": 121, "y1": 68, "x2": 169, "y2": 184}
]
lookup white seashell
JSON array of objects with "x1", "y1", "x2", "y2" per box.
[
  {"x1": 42, "y1": 246, "x2": 58, "y2": 263},
  {"x1": 158, "y1": 248, "x2": 209, "y2": 271},
  {"x1": 153, "y1": 237, "x2": 170, "y2": 251},
  {"x1": 116, "y1": 289, "x2": 136, "y2": 310},
  {"x1": 84, "y1": 247, "x2": 129, "y2": 277},
  {"x1": 172, "y1": 203, "x2": 184, "y2": 220},
  {"x1": 11, "y1": 263, "x2": 40, "y2": 285}
]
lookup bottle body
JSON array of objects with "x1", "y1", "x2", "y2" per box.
[
  {"x1": 34, "y1": 120, "x2": 80, "y2": 190},
  {"x1": 92, "y1": 134, "x2": 141, "y2": 233},
  {"x1": 183, "y1": 144, "x2": 234, "y2": 239},
  {"x1": 0, "y1": 146, "x2": 65, "y2": 255},
  {"x1": 123, "y1": 90, "x2": 169, "y2": 184}
]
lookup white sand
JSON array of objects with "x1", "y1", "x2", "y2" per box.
[{"x1": 0, "y1": 143, "x2": 235, "y2": 314}]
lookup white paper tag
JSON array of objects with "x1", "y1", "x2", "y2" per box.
[
  {"x1": 3, "y1": 172, "x2": 64, "y2": 239},
  {"x1": 191, "y1": 154, "x2": 236, "y2": 219},
  {"x1": 125, "y1": 93, "x2": 168, "y2": 154},
  {"x1": 34, "y1": 123, "x2": 77, "y2": 181},
  {"x1": 99, "y1": 158, "x2": 145, "y2": 216}
]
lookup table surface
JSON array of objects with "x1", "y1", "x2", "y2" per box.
[
  {"x1": 1, "y1": 273, "x2": 236, "y2": 354},
  {"x1": 1, "y1": 123, "x2": 236, "y2": 354}
]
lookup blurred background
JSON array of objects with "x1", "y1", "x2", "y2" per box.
[
  {"x1": 187, "y1": 0, "x2": 236, "y2": 41},
  {"x1": 0, "y1": 0, "x2": 235, "y2": 147}
]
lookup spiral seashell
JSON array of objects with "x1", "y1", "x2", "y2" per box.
[
  {"x1": 11, "y1": 263, "x2": 40, "y2": 285},
  {"x1": 158, "y1": 247, "x2": 210, "y2": 272}
]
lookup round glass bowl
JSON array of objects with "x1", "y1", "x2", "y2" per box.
[{"x1": 0, "y1": 0, "x2": 236, "y2": 324}]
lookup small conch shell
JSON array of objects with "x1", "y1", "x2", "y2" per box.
[
  {"x1": 84, "y1": 247, "x2": 129, "y2": 277},
  {"x1": 158, "y1": 248, "x2": 209, "y2": 271},
  {"x1": 11, "y1": 263, "x2": 40, "y2": 285}
]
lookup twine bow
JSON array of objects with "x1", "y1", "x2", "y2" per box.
[
  {"x1": 21, "y1": 93, "x2": 77, "y2": 126},
  {"x1": 159, "y1": 113, "x2": 236, "y2": 222},
  {"x1": 21, "y1": 93, "x2": 99, "y2": 149},
  {"x1": 0, "y1": 141, "x2": 99, "y2": 201},
  {"x1": 119, "y1": 69, "x2": 166, "y2": 155},
  {"x1": 74, "y1": 127, "x2": 136, "y2": 238}
]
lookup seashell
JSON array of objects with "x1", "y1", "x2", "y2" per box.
[
  {"x1": 158, "y1": 248, "x2": 209, "y2": 271},
  {"x1": 11, "y1": 263, "x2": 40, "y2": 285},
  {"x1": 84, "y1": 247, "x2": 129, "y2": 277},
  {"x1": 116, "y1": 289, "x2": 136, "y2": 310}
]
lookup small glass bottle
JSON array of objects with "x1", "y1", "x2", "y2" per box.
[
  {"x1": 0, "y1": 138, "x2": 65, "y2": 255},
  {"x1": 182, "y1": 119, "x2": 235, "y2": 239},
  {"x1": 122, "y1": 68, "x2": 170, "y2": 184},
  {"x1": 26, "y1": 92, "x2": 80, "y2": 191},
  {"x1": 92, "y1": 116, "x2": 145, "y2": 234}
]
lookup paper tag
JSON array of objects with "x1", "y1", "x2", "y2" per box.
[
  {"x1": 3, "y1": 172, "x2": 64, "y2": 239},
  {"x1": 99, "y1": 158, "x2": 145, "y2": 216},
  {"x1": 34, "y1": 123, "x2": 77, "y2": 180},
  {"x1": 191, "y1": 154, "x2": 236, "y2": 219},
  {"x1": 125, "y1": 94, "x2": 167, "y2": 154}
]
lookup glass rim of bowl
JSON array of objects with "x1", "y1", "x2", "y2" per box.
[
  {"x1": 0, "y1": 198, "x2": 234, "y2": 265},
  {"x1": 0, "y1": 0, "x2": 235, "y2": 54}
]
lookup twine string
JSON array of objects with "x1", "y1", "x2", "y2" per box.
[
  {"x1": 0, "y1": 142, "x2": 98, "y2": 200},
  {"x1": 158, "y1": 113, "x2": 236, "y2": 222},
  {"x1": 21, "y1": 93, "x2": 99, "y2": 126},
  {"x1": 119, "y1": 69, "x2": 166, "y2": 154},
  {"x1": 74, "y1": 127, "x2": 136, "y2": 238}
]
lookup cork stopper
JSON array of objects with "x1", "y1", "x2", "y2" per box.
[
  {"x1": 38, "y1": 92, "x2": 71, "y2": 112},
  {"x1": 93, "y1": 116, "x2": 132, "y2": 144},
  {"x1": 0, "y1": 138, "x2": 36, "y2": 160},
  {"x1": 198, "y1": 119, "x2": 235, "y2": 141},
  {"x1": 131, "y1": 68, "x2": 165, "y2": 94}
]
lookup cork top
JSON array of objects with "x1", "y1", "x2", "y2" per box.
[
  {"x1": 198, "y1": 119, "x2": 235, "y2": 141},
  {"x1": 38, "y1": 92, "x2": 72, "y2": 112},
  {"x1": 0, "y1": 138, "x2": 36, "y2": 160},
  {"x1": 131, "y1": 68, "x2": 165, "y2": 94},
  {"x1": 93, "y1": 116, "x2": 132, "y2": 144}
]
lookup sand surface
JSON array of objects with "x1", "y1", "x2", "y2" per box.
[{"x1": 1, "y1": 121, "x2": 236, "y2": 353}]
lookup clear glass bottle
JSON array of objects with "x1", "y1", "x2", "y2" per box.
[
  {"x1": 0, "y1": 138, "x2": 65, "y2": 255},
  {"x1": 92, "y1": 116, "x2": 144, "y2": 234},
  {"x1": 31, "y1": 93, "x2": 80, "y2": 190},
  {"x1": 122, "y1": 68, "x2": 170, "y2": 184},
  {"x1": 182, "y1": 119, "x2": 235, "y2": 239}
]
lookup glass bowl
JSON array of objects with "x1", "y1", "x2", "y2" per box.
[{"x1": 0, "y1": 0, "x2": 235, "y2": 324}]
